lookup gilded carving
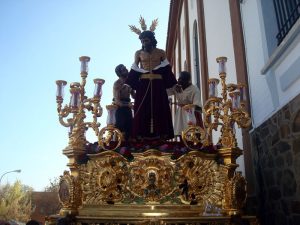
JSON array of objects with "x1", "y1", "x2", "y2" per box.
[
  {"x1": 98, "y1": 124, "x2": 123, "y2": 151},
  {"x1": 223, "y1": 171, "x2": 247, "y2": 215},
  {"x1": 79, "y1": 151, "x2": 129, "y2": 204},
  {"x1": 128, "y1": 150, "x2": 177, "y2": 203},
  {"x1": 68, "y1": 118, "x2": 87, "y2": 149},
  {"x1": 182, "y1": 125, "x2": 207, "y2": 150},
  {"x1": 204, "y1": 57, "x2": 251, "y2": 149},
  {"x1": 177, "y1": 152, "x2": 226, "y2": 208},
  {"x1": 58, "y1": 170, "x2": 82, "y2": 215},
  {"x1": 76, "y1": 150, "x2": 230, "y2": 209}
]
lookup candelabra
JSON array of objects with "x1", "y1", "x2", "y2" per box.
[
  {"x1": 204, "y1": 57, "x2": 251, "y2": 149},
  {"x1": 55, "y1": 56, "x2": 105, "y2": 158},
  {"x1": 203, "y1": 57, "x2": 251, "y2": 215}
]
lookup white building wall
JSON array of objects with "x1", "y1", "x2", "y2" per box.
[
  {"x1": 203, "y1": 0, "x2": 236, "y2": 83},
  {"x1": 274, "y1": 38, "x2": 300, "y2": 107},
  {"x1": 240, "y1": 0, "x2": 277, "y2": 128},
  {"x1": 240, "y1": 0, "x2": 300, "y2": 128}
]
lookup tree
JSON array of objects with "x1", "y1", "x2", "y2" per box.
[
  {"x1": 44, "y1": 177, "x2": 59, "y2": 192},
  {"x1": 0, "y1": 180, "x2": 33, "y2": 222}
]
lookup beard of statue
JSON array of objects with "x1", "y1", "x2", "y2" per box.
[
  {"x1": 143, "y1": 43, "x2": 154, "y2": 52},
  {"x1": 141, "y1": 39, "x2": 154, "y2": 52}
]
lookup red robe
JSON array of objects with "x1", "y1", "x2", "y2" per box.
[{"x1": 126, "y1": 61, "x2": 177, "y2": 140}]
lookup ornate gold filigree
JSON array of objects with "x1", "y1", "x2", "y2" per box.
[
  {"x1": 76, "y1": 150, "x2": 228, "y2": 209},
  {"x1": 68, "y1": 113, "x2": 87, "y2": 149},
  {"x1": 58, "y1": 170, "x2": 82, "y2": 216},
  {"x1": 128, "y1": 25, "x2": 141, "y2": 36},
  {"x1": 55, "y1": 149, "x2": 253, "y2": 220},
  {"x1": 182, "y1": 125, "x2": 207, "y2": 149},
  {"x1": 98, "y1": 125, "x2": 123, "y2": 151},
  {"x1": 128, "y1": 150, "x2": 177, "y2": 203},
  {"x1": 79, "y1": 151, "x2": 129, "y2": 205},
  {"x1": 204, "y1": 57, "x2": 251, "y2": 149},
  {"x1": 176, "y1": 152, "x2": 226, "y2": 208},
  {"x1": 139, "y1": 16, "x2": 147, "y2": 31},
  {"x1": 223, "y1": 171, "x2": 247, "y2": 215},
  {"x1": 181, "y1": 104, "x2": 209, "y2": 149},
  {"x1": 55, "y1": 56, "x2": 105, "y2": 183},
  {"x1": 129, "y1": 16, "x2": 158, "y2": 35},
  {"x1": 56, "y1": 58, "x2": 104, "y2": 150},
  {"x1": 149, "y1": 18, "x2": 158, "y2": 32}
]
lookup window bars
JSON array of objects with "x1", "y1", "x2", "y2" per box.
[{"x1": 273, "y1": 0, "x2": 300, "y2": 45}]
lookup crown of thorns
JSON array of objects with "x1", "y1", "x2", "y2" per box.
[{"x1": 129, "y1": 16, "x2": 158, "y2": 35}]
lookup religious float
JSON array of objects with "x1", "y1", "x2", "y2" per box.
[{"x1": 47, "y1": 54, "x2": 259, "y2": 225}]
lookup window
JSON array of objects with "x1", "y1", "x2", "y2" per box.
[
  {"x1": 273, "y1": 0, "x2": 300, "y2": 45},
  {"x1": 260, "y1": 0, "x2": 300, "y2": 73},
  {"x1": 193, "y1": 20, "x2": 201, "y2": 89}
]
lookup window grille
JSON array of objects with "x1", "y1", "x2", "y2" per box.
[{"x1": 273, "y1": 0, "x2": 300, "y2": 45}]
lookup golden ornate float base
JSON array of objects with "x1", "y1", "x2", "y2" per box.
[
  {"x1": 51, "y1": 205, "x2": 259, "y2": 224},
  {"x1": 50, "y1": 148, "x2": 259, "y2": 224}
]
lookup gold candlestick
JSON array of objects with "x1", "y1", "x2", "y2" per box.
[{"x1": 204, "y1": 57, "x2": 251, "y2": 149}]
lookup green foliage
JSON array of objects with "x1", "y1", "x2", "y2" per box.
[{"x1": 0, "y1": 180, "x2": 33, "y2": 222}]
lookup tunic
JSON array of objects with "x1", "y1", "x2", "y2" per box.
[
  {"x1": 170, "y1": 84, "x2": 202, "y2": 136},
  {"x1": 126, "y1": 60, "x2": 177, "y2": 140}
]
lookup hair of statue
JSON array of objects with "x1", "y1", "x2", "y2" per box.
[{"x1": 139, "y1": 30, "x2": 157, "y2": 48}]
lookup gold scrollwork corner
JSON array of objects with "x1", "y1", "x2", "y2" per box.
[
  {"x1": 79, "y1": 152, "x2": 129, "y2": 205},
  {"x1": 58, "y1": 170, "x2": 82, "y2": 216},
  {"x1": 98, "y1": 125, "x2": 123, "y2": 151},
  {"x1": 176, "y1": 152, "x2": 226, "y2": 209},
  {"x1": 223, "y1": 171, "x2": 247, "y2": 215},
  {"x1": 219, "y1": 126, "x2": 238, "y2": 149},
  {"x1": 129, "y1": 151, "x2": 177, "y2": 204},
  {"x1": 182, "y1": 125, "x2": 207, "y2": 150}
]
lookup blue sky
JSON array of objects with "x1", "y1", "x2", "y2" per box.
[{"x1": 0, "y1": 0, "x2": 170, "y2": 191}]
